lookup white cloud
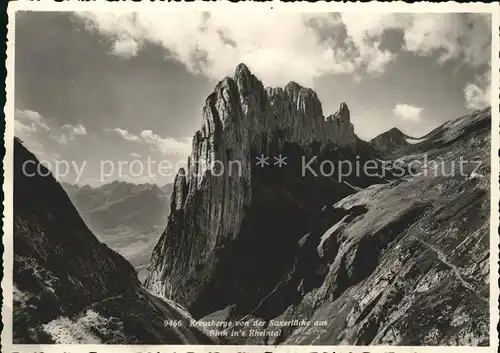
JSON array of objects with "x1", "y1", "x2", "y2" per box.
[
  {"x1": 16, "y1": 109, "x2": 43, "y2": 124},
  {"x1": 15, "y1": 108, "x2": 50, "y2": 132},
  {"x1": 106, "y1": 127, "x2": 139, "y2": 141},
  {"x1": 393, "y1": 104, "x2": 423, "y2": 122},
  {"x1": 53, "y1": 134, "x2": 68, "y2": 145},
  {"x1": 341, "y1": 13, "x2": 491, "y2": 68},
  {"x1": 15, "y1": 108, "x2": 88, "y2": 159},
  {"x1": 14, "y1": 109, "x2": 62, "y2": 160},
  {"x1": 112, "y1": 37, "x2": 141, "y2": 58},
  {"x1": 106, "y1": 126, "x2": 192, "y2": 156},
  {"x1": 15, "y1": 119, "x2": 36, "y2": 136},
  {"x1": 340, "y1": 13, "x2": 406, "y2": 74},
  {"x1": 64, "y1": 124, "x2": 87, "y2": 139},
  {"x1": 363, "y1": 42, "x2": 396, "y2": 75},
  {"x1": 15, "y1": 109, "x2": 50, "y2": 144},
  {"x1": 403, "y1": 14, "x2": 491, "y2": 68},
  {"x1": 139, "y1": 130, "x2": 192, "y2": 156},
  {"x1": 75, "y1": 12, "x2": 490, "y2": 87},
  {"x1": 74, "y1": 12, "x2": 389, "y2": 86},
  {"x1": 464, "y1": 72, "x2": 491, "y2": 110}
]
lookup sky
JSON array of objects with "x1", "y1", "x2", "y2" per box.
[{"x1": 14, "y1": 11, "x2": 492, "y2": 186}]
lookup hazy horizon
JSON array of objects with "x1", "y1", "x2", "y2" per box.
[{"x1": 15, "y1": 12, "x2": 492, "y2": 186}]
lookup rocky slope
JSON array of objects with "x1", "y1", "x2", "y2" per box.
[
  {"x1": 146, "y1": 65, "x2": 398, "y2": 317},
  {"x1": 62, "y1": 181, "x2": 172, "y2": 281},
  {"x1": 13, "y1": 138, "x2": 215, "y2": 344},
  {"x1": 370, "y1": 127, "x2": 411, "y2": 156},
  {"x1": 145, "y1": 64, "x2": 490, "y2": 345}
]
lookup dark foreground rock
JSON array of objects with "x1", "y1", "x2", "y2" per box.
[
  {"x1": 272, "y1": 108, "x2": 491, "y2": 345},
  {"x1": 369, "y1": 127, "x2": 411, "y2": 156},
  {"x1": 13, "y1": 138, "x2": 215, "y2": 344},
  {"x1": 212, "y1": 108, "x2": 490, "y2": 345}
]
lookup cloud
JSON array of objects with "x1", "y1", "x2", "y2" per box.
[
  {"x1": 341, "y1": 13, "x2": 491, "y2": 68},
  {"x1": 15, "y1": 109, "x2": 49, "y2": 144},
  {"x1": 363, "y1": 42, "x2": 396, "y2": 75},
  {"x1": 15, "y1": 108, "x2": 50, "y2": 132},
  {"x1": 106, "y1": 127, "x2": 139, "y2": 141},
  {"x1": 403, "y1": 14, "x2": 491, "y2": 68},
  {"x1": 75, "y1": 12, "x2": 490, "y2": 87},
  {"x1": 15, "y1": 119, "x2": 36, "y2": 136},
  {"x1": 393, "y1": 104, "x2": 423, "y2": 122},
  {"x1": 464, "y1": 72, "x2": 491, "y2": 110},
  {"x1": 339, "y1": 13, "x2": 405, "y2": 73},
  {"x1": 16, "y1": 109, "x2": 43, "y2": 123}
]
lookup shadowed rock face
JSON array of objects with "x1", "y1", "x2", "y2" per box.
[
  {"x1": 201, "y1": 108, "x2": 491, "y2": 346},
  {"x1": 13, "y1": 138, "x2": 215, "y2": 344}
]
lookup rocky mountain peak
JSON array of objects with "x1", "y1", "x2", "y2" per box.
[
  {"x1": 13, "y1": 139, "x2": 215, "y2": 344},
  {"x1": 198, "y1": 64, "x2": 357, "y2": 154}
]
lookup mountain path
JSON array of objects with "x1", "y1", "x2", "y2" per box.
[{"x1": 240, "y1": 260, "x2": 298, "y2": 322}]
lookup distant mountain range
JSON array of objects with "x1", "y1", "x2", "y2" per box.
[
  {"x1": 369, "y1": 126, "x2": 438, "y2": 157},
  {"x1": 62, "y1": 181, "x2": 173, "y2": 233},
  {"x1": 61, "y1": 181, "x2": 173, "y2": 282},
  {"x1": 146, "y1": 64, "x2": 490, "y2": 345}
]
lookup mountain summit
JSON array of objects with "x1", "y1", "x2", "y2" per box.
[
  {"x1": 369, "y1": 127, "x2": 410, "y2": 155},
  {"x1": 145, "y1": 64, "x2": 490, "y2": 345}
]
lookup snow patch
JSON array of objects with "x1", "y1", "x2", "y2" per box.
[
  {"x1": 298, "y1": 233, "x2": 310, "y2": 247},
  {"x1": 405, "y1": 137, "x2": 426, "y2": 144},
  {"x1": 441, "y1": 109, "x2": 489, "y2": 143},
  {"x1": 414, "y1": 269, "x2": 447, "y2": 293},
  {"x1": 450, "y1": 306, "x2": 471, "y2": 327},
  {"x1": 342, "y1": 181, "x2": 362, "y2": 191},
  {"x1": 13, "y1": 285, "x2": 32, "y2": 309}
]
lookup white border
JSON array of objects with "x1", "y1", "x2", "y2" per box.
[{"x1": 2, "y1": 2, "x2": 499, "y2": 352}]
